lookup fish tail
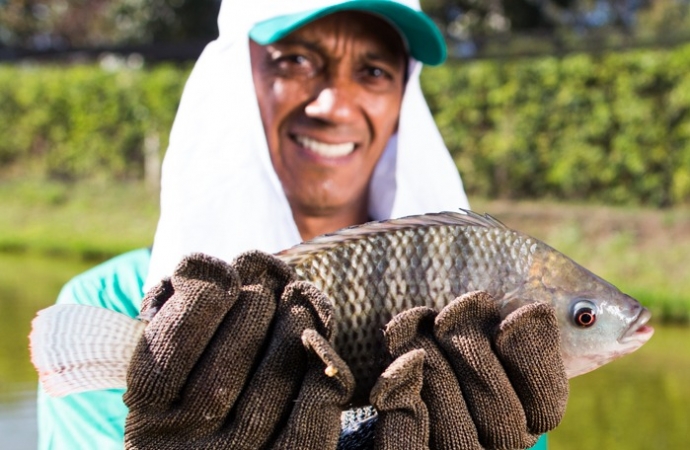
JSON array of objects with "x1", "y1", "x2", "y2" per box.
[{"x1": 29, "y1": 304, "x2": 146, "y2": 397}]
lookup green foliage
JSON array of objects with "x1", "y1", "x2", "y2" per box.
[
  {"x1": 0, "y1": 63, "x2": 189, "y2": 180},
  {"x1": 422, "y1": 43, "x2": 690, "y2": 206},
  {"x1": 2, "y1": 43, "x2": 690, "y2": 206}
]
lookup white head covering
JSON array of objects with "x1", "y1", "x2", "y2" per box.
[{"x1": 145, "y1": 0, "x2": 470, "y2": 289}]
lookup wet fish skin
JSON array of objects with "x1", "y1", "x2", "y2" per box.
[
  {"x1": 278, "y1": 211, "x2": 653, "y2": 397},
  {"x1": 30, "y1": 210, "x2": 653, "y2": 399}
]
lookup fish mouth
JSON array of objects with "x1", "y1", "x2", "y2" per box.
[{"x1": 619, "y1": 307, "x2": 654, "y2": 344}]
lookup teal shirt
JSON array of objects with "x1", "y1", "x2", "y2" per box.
[
  {"x1": 533, "y1": 435, "x2": 548, "y2": 449},
  {"x1": 35, "y1": 247, "x2": 548, "y2": 450},
  {"x1": 37, "y1": 248, "x2": 150, "y2": 450}
]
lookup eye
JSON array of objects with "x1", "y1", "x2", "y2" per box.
[
  {"x1": 358, "y1": 65, "x2": 398, "y2": 92},
  {"x1": 276, "y1": 54, "x2": 309, "y2": 70},
  {"x1": 270, "y1": 51, "x2": 319, "y2": 78},
  {"x1": 572, "y1": 300, "x2": 597, "y2": 328},
  {"x1": 284, "y1": 54, "x2": 307, "y2": 65},
  {"x1": 367, "y1": 66, "x2": 387, "y2": 78}
]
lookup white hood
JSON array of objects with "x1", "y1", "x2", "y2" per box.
[{"x1": 146, "y1": 0, "x2": 469, "y2": 289}]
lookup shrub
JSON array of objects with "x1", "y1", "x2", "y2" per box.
[
  {"x1": 421, "y1": 43, "x2": 690, "y2": 206},
  {"x1": 2, "y1": 43, "x2": 689, "y2": 207},
  {"x1": 0, "y1": 62, "x2": 189, "y2": 181}
]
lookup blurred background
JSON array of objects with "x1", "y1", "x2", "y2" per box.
[{"x1": 0, "y1": 0, "x2": 689, "y2": 448}]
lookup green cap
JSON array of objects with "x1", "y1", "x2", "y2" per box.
[{"x1": 249, "y1": 1, "x2": 447, "y2": 66}]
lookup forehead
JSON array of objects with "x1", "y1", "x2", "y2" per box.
[{"x1": 276, "y1": 11, "x2": 406, "y2": 60}]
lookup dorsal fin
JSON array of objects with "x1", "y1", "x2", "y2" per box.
[{"x1": 277, "y1": 209, "x2": 509, "y2": 266}]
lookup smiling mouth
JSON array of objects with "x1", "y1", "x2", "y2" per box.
[{"x1": 293, "y1": 134, "x2": 356, "y2": 158}]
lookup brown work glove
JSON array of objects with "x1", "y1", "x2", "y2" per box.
[
  {"x1": 123, "y1": 251, "x2": 355, "y2": 450},
  {"x1": 371, "y1": 291, "x2": 569, "y2": 450}
]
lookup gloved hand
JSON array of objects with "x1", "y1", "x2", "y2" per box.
[
  {"x1": 370, "y1": 291, "x2": 569, "y2": 450},
  {"x1": 123, "y1": 251, "x2": 355, "y2": 450}
]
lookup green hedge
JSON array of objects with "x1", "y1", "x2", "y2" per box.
[
  {"x1": 421, "y1": 43, "x2": 690, "y2": 206},
  {"x1": 1, "y1": 44, "x2": 690, "y2": 206},
  {"x1": 0, "y1": 63, "x2": 190, "y2": 180}
]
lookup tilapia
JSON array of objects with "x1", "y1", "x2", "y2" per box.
[{"x1": 30, "y1": 210, "x2": 654, "y2": 399}]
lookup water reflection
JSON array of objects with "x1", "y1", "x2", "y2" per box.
[
  {"x1": 0, "y1": 252, "x2": 97, "y2": 449},
  {"x1": 0, "y1": 386, "x2": 37, "y2": 450},
  {"x1": 551, "y1": 326, "x2": 690, "y2": 449}
]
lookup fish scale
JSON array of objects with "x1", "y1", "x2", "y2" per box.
[
  {"x1": 282, "y1": 215, "x2": 538, "y2": 398},
  {"x1": 30, "y1": 210, "x2": 653, "y2": 400}
]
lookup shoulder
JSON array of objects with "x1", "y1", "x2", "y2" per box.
[{"x1": 57, "y1": 248, "x2": 151, "y2": 318}]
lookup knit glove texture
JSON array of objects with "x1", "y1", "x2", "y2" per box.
[
  {"x1": 371, "y1": 291, "x2": 569, "y2": 450},
  {"x1": 123, "y1": 251, "x2": 354, "y2": 450}
]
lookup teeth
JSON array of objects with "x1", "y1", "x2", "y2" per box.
[{"x1": 295, "y1": 135, "x2": 355, "y2": 158}]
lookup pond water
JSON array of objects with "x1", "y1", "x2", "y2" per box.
[
  {"x1": 0, "y1": 387, "x2": 37, "y2": 449},
  {"x1": 0, "y1": 252, "x2": 688, "y2": 449},
  {"x1": 0, "y1": 252, "x2": 95, "y2": 449}
]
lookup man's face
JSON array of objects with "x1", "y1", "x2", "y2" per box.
[{"x1": 250, "y1": 11, "x2": 406, "y2": 219}]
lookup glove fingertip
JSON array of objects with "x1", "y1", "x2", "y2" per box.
[
  {"x1": 500, "y1": 301, "x2": 559, "y2": 334},
  {"x1": 383, "y1": 307, "x2": 435, "y2": 355},
  {"x1": 370, "y1": 349, "x2": 426, "y2": 411},
  {"x1": 139, "y1": 278, "x2": 174, "y2": 322},
  {"x1": 284, "y1": 281, "x2": 334, "y2": 338},
  {"x1": 233, "y1": 250, "x2": 296, "y2": 288},
  {"x1": 434, "y1": 291, "x2": 499, "y2": 339},
  {"x1": 173, "y1": 253, "x2": 240, "y2": 292},
  {"x1": 301, "y1": 329, "x2": 355, "y2": 393}
]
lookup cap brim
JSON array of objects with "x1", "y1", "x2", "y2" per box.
[{"x1": 249, "y1": 1, "x2": 446, "y2": 66}]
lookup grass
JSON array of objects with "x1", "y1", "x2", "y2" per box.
[
  {"x1": 0, "y1": 178, "x2": 159, "y2": 260},
  {"x1": 0, "y1": 178, "x2": 688, "y2": 323}
]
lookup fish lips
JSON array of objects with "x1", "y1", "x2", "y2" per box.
[{"x1": 619, "y1": 307, "x2": 654, "y2": 344}]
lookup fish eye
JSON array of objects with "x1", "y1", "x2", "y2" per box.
[{"x1": 572, "y1": 300, "x2": 597, "y2": 328}]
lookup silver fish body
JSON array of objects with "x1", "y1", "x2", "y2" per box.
[
  {"x1": 278, "y1": 211, "x2": 653, "y2": 396},
  {"x1": 30, "y1": 210, "x2": 653, "y2": 399}
]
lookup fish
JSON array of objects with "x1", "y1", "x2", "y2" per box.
[{"x1": 30, "y1": 210, "x2": 654, "y2": 400}]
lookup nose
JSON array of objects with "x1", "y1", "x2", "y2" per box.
[{"x1": 304, "y1": 79, "x2": 357, "y2": 124}]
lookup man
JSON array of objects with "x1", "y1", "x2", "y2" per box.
[
  {"x1": 38, "y1": 1, "x2": 564, "y2": 448},
  {"x1": 143, "y1": 0, "x2": 469, "y2": 286}
]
